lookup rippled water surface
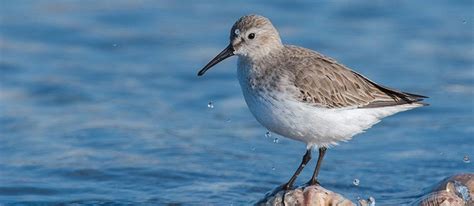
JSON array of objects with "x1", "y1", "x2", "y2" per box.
[{"x1": 1, "y1": 1, "x2": 473, "y2": 205}]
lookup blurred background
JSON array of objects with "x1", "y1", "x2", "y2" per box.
[{"x1": 0, "y1": 0, "x2": 473, "y2": 205}]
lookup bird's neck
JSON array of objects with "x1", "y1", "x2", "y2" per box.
[{"x1": 241, "y1": 45, "x2": 284, "y2": 65}]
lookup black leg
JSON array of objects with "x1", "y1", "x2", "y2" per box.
[
  {"x1": 308, "y1": 147, "x2": 327, "y2": 185},
  {"x1": 282, "y1": 149, "x2": 312, "y2": 190}
]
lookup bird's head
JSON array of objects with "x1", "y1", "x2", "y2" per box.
[{"x1": 198, "y1": 15, "x2": 282, "y2": 76}]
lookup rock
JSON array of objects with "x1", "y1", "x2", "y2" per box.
[
  {"x1": 413, "y1": 173, "x2": 474, "y2": 206},
  {"x1": 255, "y1": 185, "x2": 355, "y2": 206},
  {"x1": 256, "y1": 173, "x2": 474, "y2": 206}
]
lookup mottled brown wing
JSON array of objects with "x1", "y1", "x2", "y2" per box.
[{"x1": 286, "y1": 46, "x2": 427, "y2": 109}]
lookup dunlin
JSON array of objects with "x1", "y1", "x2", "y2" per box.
[{"x1": 197, "y1": 15, "x2": 427, "y2": 189}]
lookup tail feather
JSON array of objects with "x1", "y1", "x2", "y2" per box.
[{"x1": 350, "y1": 70, "x2": 428, "y2": 104}]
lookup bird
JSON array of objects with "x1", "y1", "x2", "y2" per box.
[{"x1": 197, "y1": 14, "x2": 427, "y2": 190}]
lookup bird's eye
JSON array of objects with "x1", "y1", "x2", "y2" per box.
[{"x1": 248, "y1": 33, "x2": 255, "y2": 39}]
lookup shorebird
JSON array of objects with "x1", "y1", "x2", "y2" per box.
[{"x1": 197, "y1": 15, "x2": 427, "y2": 190}]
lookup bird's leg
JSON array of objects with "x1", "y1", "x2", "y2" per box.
[
  {"x1": 308, "y1": 147, "x2": 327, "y2": 185},
  {"x1": 282, "y1": 149, "x2": 311, "y2": 190}
]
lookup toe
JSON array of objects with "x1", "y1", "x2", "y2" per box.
[{"x1": 282, "y1": 183, "x2": 292, "y2": 190}]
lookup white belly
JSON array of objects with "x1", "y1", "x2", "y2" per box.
[{"x1": 237, "y1": 61, "x2": 420, "y2": 148}]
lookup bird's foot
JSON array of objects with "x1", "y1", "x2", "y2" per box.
[
  {"x1": 266, "y1": 183, "x2": 293, "y2": 195},
  {"x1": 261, "y1": 182, "x2": 293, "y2": 202},
  {"x1": 279, "y1": 183, "x2": 293, "y2": 205},
  {"x1": 281, "y1": 182, "x2": 293, "y2": 191}
]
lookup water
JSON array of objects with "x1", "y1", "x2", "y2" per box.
[
  {"x1": 463, "y1": 155, "x2": 471, "y2": 163},
  {"x1": 0, "y1": 0, "x2": 473, "y2": 205},
  {"x1": 265, "y1": 131, "x2": 271, "y2": 138},
  {"x1": 353, "y1": 178, "x2": 360, "y2": 186},
  {"x1": 207, "y1": 101, "x2": 214, "y2": 109}
]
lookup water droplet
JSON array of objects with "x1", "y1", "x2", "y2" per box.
[
  {"x1": 251, "y1": 147, "x2": 256, "y2": 151},
  {"x1": 462, "y1": 19, "x2": 467, "y2": 24},
  {"x1": 353, "y1": 178, "x2": 360, "y2": 186},
  {"x1": 368, "y1": 196, "x2": 375, "y2": 206},
  {"x1": 225, "y1": 118, "x2": 231, "y2": 123},
  {"x1": 271, "y1": 166, "x2": 276, "y2": 171},
  {"x1": 273, "y1": 137, "x2": 279, "y2": 143},
  {"x1": 463, "y1": 155, "x2": 470, "y2": 163},
  {"x1": 112, "y1": 43, "x2": 118, "y2": 47},
  {"x1": 265, "y1": 131, "x2": 271, "y2": 138},
  {"x1": 207, "y1": 101, "x2": 214, "y2": 109}
]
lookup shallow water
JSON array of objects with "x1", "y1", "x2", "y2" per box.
[{"x1": 0, "y1": 1, "x2": 473, "y2": 205}]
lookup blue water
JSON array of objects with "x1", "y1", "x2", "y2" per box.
[{"x1": 0, "y1": 1, "x2": 473, "y2": 205}]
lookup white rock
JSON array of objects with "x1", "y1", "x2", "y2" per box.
[{"x1": 256, "y1": 185, "x2": 355, "y2": 206}]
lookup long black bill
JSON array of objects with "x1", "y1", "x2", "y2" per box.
[{"x1": 197, "y1": 44, "x2": 234, "y2": 76}]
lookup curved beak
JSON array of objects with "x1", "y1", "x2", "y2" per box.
[{"x1": 197, "y1": 44, "x2": 235, "y2": 76}]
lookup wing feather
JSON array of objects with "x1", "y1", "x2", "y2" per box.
[{"x1": 284, "y1": 45, "x2": 427, "y2": 109}]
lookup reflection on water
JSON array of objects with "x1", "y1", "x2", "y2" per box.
[{"x1": 0, "y1": 0, "x2": 473, "y2": 204}]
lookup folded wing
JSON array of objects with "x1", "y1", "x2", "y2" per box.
[{"x1": 286, "y1": 46, "x2": 428, "y2": 109}]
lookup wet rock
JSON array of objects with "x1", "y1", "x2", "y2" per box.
[
  {"x1": 256, "y1": 173, "x2": 474, "y2": 206},
  {"x1": 255, "y1": 185, "x2": 355, "y2": 206},
  {"x1": 414, "y1": 173, "x2": 474, "y2": 206}
]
